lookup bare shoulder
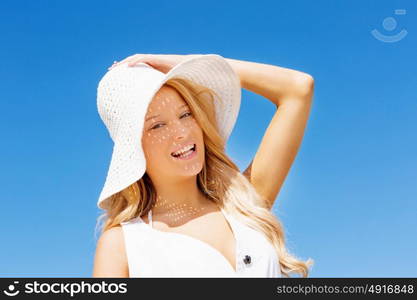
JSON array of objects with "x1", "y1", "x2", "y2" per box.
[{"x1": 92, "y1": 225, "x2": 129, "y2": 277}]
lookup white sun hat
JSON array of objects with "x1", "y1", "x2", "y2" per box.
[{"x1": 96, "y1": 54, "x2": 241, "y2": 210}]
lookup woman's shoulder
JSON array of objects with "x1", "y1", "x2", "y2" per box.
[
  {"x1": 100, "y1": 225, "x2": 124, "y2": 241},
  {"x1": 96, "y1": 226, "x2": 126, "y2": 259},
  {"x1": 93, "y1": 226, "x2": 129, "y2": 277}
]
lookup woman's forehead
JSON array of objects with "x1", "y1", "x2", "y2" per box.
[{"x1": 148, "y1": 86, "x2": 187, "y2": 111}]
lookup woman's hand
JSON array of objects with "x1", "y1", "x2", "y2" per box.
[{"x1": 108, "y1": 54, "x2": 197, "y2": 74}]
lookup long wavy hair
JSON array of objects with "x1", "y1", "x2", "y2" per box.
[{"x1": 95, "y1": 76, "x2": 313, "y2": 277}]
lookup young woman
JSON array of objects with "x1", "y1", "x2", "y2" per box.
[{"x1": 92, "y1": 54, "x2": 314, "y2": 278}]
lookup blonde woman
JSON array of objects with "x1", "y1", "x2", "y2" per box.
[{"x1": 92, "y1": 54, "x2": 314, "y2": 278}]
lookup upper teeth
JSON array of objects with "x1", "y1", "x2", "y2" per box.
[{"x1": 172, "y1": 144, "x2": 194, "y2": 156}]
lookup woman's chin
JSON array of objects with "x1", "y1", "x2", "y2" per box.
[{"x1": 171, "y1": 162, "x2": 203, "y2": 176}]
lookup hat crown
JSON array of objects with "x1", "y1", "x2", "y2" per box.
[{"x1": 96, "y1": 63, "x2": 165, "y2": 141}]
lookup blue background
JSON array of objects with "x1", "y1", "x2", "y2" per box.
[{"x1": 1, "y1": 0, "x2": 416, "y2": 277}]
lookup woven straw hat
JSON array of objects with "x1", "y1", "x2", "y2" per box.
[{"x1": 96, "y1": 54, "x2": 241, "y2": 209}]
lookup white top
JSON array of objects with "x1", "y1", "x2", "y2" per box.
[{"x1": 120, "y1": 207, "x2": 281, "y2": 277}]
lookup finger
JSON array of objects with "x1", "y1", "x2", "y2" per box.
[
  {"x1": 112, "y1": 54, "x2": 138, "y2": 67},
  {"x1": 108, "y1": 59, "x2": 139, "y2": 70},
  {"x1": 108, "y1": 57, "x2": 133, "y2": 70},
  {"x1": 127, "y1": 57, "x2": 146, "y2": 66},
  {"x1": 127, "y1": 60, "x2": 141, "y2": 66},
  {"x1": 108, "y1": 61, "x2": 119, "y2": 70},
  {"x1": 109, "y1": 54, "x2": 150, "y2": 70},
  {"x1": 127, "y1": 54, "x2": 153, "y2": 66}
]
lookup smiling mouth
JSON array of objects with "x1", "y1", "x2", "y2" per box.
[{"x1": 171, "y1": 144, "x2": 196, "y2": 158}]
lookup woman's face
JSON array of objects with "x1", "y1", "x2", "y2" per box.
[{"x1": 141, "y1": 85, "x2": 205, "y2": 180}]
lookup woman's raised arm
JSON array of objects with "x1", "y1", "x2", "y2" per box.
[{"x1": 225, "y1": 57, "x2": 314, "y2": 210}]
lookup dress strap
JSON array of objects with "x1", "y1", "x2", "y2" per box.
[{"x1": 148, "y1": 209, "x2": 153, "y2": 228}]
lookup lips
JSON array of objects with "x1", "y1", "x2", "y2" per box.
[
  {"x1": 171, "y1": 144, "x2": 197, "y2": 160},
  {"x1": 170, "y1": 143, "x2": 196, "y2": 157}
]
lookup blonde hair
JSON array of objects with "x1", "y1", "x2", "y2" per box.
[{"x1": 95, "y1": 77, "x2": 314, "y2": 277}]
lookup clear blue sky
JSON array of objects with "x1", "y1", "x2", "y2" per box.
[{"x1": 1, "y1": 0, "x2": 415, "y2": 277}]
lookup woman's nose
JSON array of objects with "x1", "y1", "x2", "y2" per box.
[{"x1": 171, "y1": 121, "x2": 192, "y2": 139}]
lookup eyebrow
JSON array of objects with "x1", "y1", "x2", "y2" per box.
[{"x1": 145, "y1": 104, "x2": 189, "y2": 122}]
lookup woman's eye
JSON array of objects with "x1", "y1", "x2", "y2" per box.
[
  {"x1": 150, "y1": 112, "x2": 192, "y2": 130},
  {"x1": 151, "y1": 123, "x2": 163, "y2": 130},
  {"x1": 181, "y1": 112, "x2": 192, "y2": 118}
]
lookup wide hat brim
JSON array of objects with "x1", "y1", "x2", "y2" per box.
[{"x1": 96, "y1": 54, "x2": 241, "y2": 210}]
